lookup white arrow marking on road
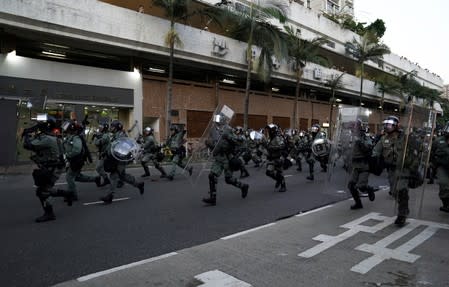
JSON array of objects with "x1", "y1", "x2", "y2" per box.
[
  {"x1": 195, "y1": 270, "x2": 252, "y2": 287},
  {"x1": 83, "y1": 197, "x2": 130, "y2": 205}
]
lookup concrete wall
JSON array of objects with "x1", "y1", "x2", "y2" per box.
[
  {"x1": 0, "y1": 53, "x2": 143, "y2": 126},
  {"x1": 0, "y1": 0, "x2": 443, "y2": 101}
]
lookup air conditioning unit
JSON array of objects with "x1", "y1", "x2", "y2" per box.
[{"x1": 313, "y1": 68, "x2": 322, "y2": 79}]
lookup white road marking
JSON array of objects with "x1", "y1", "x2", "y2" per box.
[
  {"x1": 299, "y1": 213, "x2": 394, "y2": 258},
  {"x1": 295, "y1": 204, "x2": 333, "y2": 217},
  {"x1": 77, "y1": 252, "x2": 178, "y2": 282},
  {"x1": 221, "y1": 223, "x2": 276, "y2": 240},
  {"x1": 83, "y1": 197, "x2": 130, "y2": 206},
  {"x1": 195, "y1": 270, "x2": 252, "y2": 287},
  {"x1": 284, "y1": 175, "x2": 293, "y2": 177},
  {"x1": 299, "y1": 212, "x2": 449, "y2": 274}
]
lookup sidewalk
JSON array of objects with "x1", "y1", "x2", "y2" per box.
[{"x1": 53, "y1": 184, "x2": 449, "y2": 287}]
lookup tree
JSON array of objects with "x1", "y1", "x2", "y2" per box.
[
  {"x1": 345, "y1": 31, "x2": 390, "y2": 106},
  {"x1": 324, "y1": 72, "x2": 345, "y2": 139},
  {"x1": 375, "y1": 74, "x2": 401, "y2": 120},
  {"x1": 153, "y1": 0, "x2": 200, "y2": 137},
  {"x1": 284, "y1": 26, "x2": 328, "y2": 129},
  {"x1": 220, "y1": 0, "x2": 288, "y2": 129}
]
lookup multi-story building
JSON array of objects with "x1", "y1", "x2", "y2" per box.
[
  {"x1": 308, "y1": 0, "x2": 354, "y2": 17},
  {"x1": 0, "y1": 0, "x2": 444, "y2": 166}
]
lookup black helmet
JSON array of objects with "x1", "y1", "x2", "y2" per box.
[
  {"x1": 170, "y1": 125, "x2": 179, "y2": 133},
  {"x1": 265, "y1": 123, "x2": 279, "y2": 138},
  {"x1": 110, "y1": 120, "x2": 123, "y2": 132},
  {"x1": 234, "y1": 126, "x2": 243, "y2": 135},
  {"x1": 98, "y1": 123, "x2": 109, "y2": 133},
  {"x1": 61, "y1": 120, "x2": 80, "y2": 133},
  {"x1": 144, "y1": 126, "x2": 153, "y2": 135},
  {"x1": 37, "y1": 115, "x2": 57, "y2": 133},
  {"x1": 383, "y1": 115, "x2": 399, "y2": 133},
  {"x1": 311, "y1": 124, "x2": 320, "y2": 134}
]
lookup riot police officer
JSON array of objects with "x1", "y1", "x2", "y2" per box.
[
  {"x1": 140, "y1": 127, "x2": 167, "y2": 178},
  {"x1": 306, "y1": 124, "x2": 327, "y2": 181},
  {"x1": 348, "y1": 119, "x2": 375, "y2": 209},
  {"x1": 100, "y1": 120, "x2": 144, "y2": 204},
  {"x1": 93, "y1": 123, "x2": 111, "y2": 186},
  {"x1": 62, "y1": 120, "x2": 101, "y2": 201},
  {"x1": 431, "y1": 122, "x2": 449, "y2": 212},
  {"x1": 22, "y1": 116, "x2": 71, "y2": 222},
  {"x1": 234, "y1": 126, "x2": 250, "y2": 178},
  {"x1": 265, "y1": 124, "x2": 287, "y2": 192},
  {"x1": 372, "y1": 115, "x2": 420, "y2": 226},
  {"x1": 165, "y1": 125, "x2": 193, "y2": 181},
  {"x1": 202, "y1": 115, "x2": 249, "y2": 206}
]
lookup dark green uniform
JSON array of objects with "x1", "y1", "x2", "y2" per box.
[
  {"x1": 372, "y1": 129, "x2": 420, "y2": 221},
  {"x1": 431, "y1": 135, "x2": 449, "y2": 212},
  {"x1": 64, "y1": 133, "x2": 98, "y2": 200},
  {"x1": 348, "y1": 131, "x2": 375, "y2": 209},
  {"x1": 100, "y1": 130, "x2": 144, "y2": 203},
  {"x1": 94, "y1": 130, "x2": 111, "y2": 184},
  {"x1": 266, "y1": 134, "x2": 287, "y2": 192},
  {"x1": 166, "y1": 129, "x2": 192, "y2": 180},
  {"x1": 23, "y1": 132, "x2": 69, "y2": 222},
  {"x1": 141, "y1": 133, "x2": 167, "y2": 178},
  {"x1": 202, "y1": 125, "x2": 249, "y2": 205}
]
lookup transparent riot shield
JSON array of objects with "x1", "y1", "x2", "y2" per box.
[
  {"x1": 388, "y1": 101, "x2": 437, "y2": 220},
  {"x1": 184, "y1": 104, "x2": 235, "y2": 184},
  {"x1": 325, "y1": 106, "x2": 372, "y2": 198}
]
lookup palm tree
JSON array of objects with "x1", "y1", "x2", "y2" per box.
[
  {"x1": 284, "y1": 26, "x2": 328, "y2": 129},
  {"x1": 375, "y1": 74, "x2": 401, "y2": 121},
  {"x1": 153, "y1": 0, "x2": 196, "y2": 136},
  {"x1": 324, "y1": 72, "x2": 345, "y2": 139},
  {"x1": 222, "y1": 1, "x2": 288, "y2": 129},
  {"x1": 345, "y1": 31, "x2": 390, "y2": 106}
]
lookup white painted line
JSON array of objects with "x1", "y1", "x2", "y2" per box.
[
  {"x1": 77, "y1": 252, "x2": 178, "y2": 282},
  {"x1": 33, "y1": 182, "x2": 67, "y2": 187},
  {"x1": 195, "y1": 270, "x2": 252, "y2": 287},
  {"x1": 83, "y1": 197, "x2": 130, "y2": 206},
  {"x1": 295, "y1": 204, "x2": 333, "y2": 217},
  {"x1": 221, "y1": 223, "x2": 276, "y2": 240},
  {"x1": 284, "y1": 175, "x2": 293, "y2": 178},
  {"x1": 336, "y1": 190, "x2": 346, "y2": 193}
]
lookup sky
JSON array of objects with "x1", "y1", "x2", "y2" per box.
[{"x1": 354, "y1": 0, "x2": 449, "y2": 85}]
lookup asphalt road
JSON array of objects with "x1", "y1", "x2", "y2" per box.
[{"x1": 0, "y1": 162, "x2": 387, "y2": 287}]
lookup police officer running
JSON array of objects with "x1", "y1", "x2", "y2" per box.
[
  {"x1": 93, "y1": 123, "x2": 111, "y2": 186},
  {"x1": 348, "y1": 119, "x2": 375, "y2": 209},
  {"x1": 430, "y1": 122, "x2": 449, "y2": 213},
  {"x1": 265, "y1": 124, "x2": 287, "y2": 192},
  {"x1": 202, "y1": 115, "x2": 249, "y2": 206},
  {"x1": 22, "y1": 116, "x2": 72, "y2": 222},
  {"x1": 100, "y1": 120, "x2": 144, "y2": 204},
  {"x1": 62, "y1": 120, "x2": 101, "y2": 201},
  {"x1": 140, "y1": 127, "x2": 167, "y2": 179},
  {"x1": 165, "y1": 125, "x2": 193, "y2": 181},
  {"x1": 372, "y1": 116, "x2": 421, "y2": 226}
]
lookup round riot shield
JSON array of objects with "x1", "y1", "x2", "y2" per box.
[
  {"x1": 110, "y1": 137, "x2": 141, "y2": 162},
  {"x1": 249, "y1": 130, "x2": 265, "y2": 142},
  {"x1": 311, "y1": 138, "x2": 331, "y2": 159}
]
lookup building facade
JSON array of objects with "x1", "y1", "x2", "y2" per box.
[{"x1": 0, "y1": 0, "x2": 444, "y2": 165}]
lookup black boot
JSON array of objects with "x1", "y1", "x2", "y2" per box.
[
  {"x1": 203, "y1": 174, "x2": 217, "y2": 206},
  {"x1": 95, "y1": 176, "x2": 102, "y2": 187},
  {"x1": 35, "y1": 205, "x2": 56, "y2": 223},
  {"x1": 188, "y1": 166, "x2": 193, "y2": 176},
  {"x1": 137, "y1": 182, "x2": 145, "y2": 195},
  {"x1": 394, "y1": 215, "x2": 407, "y2": 227},
  {"x1": 440, "y1": 198, "x2": 449, "y2": 212},
  {"x1": 350, "y1": 185, "x2": 363, "y2": 210},
  {"x1": 100, "y1": 192, "x2": 114, "y2": 204},
  {"x1": 279, "y1": 179, "x2": 287, "y2": 192},
  {"x1": 306, "y1": 174, "x2": 314, "y2": 181},
  {"x1": 241, "y1": 184, "x2": 249, "y2": 198},
  {"x1": 141, "y1": 165, "x2": 151, "y2": 178},
  {"x1": 56, "y1": 189, "x2": 75, "y2": 206}
]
